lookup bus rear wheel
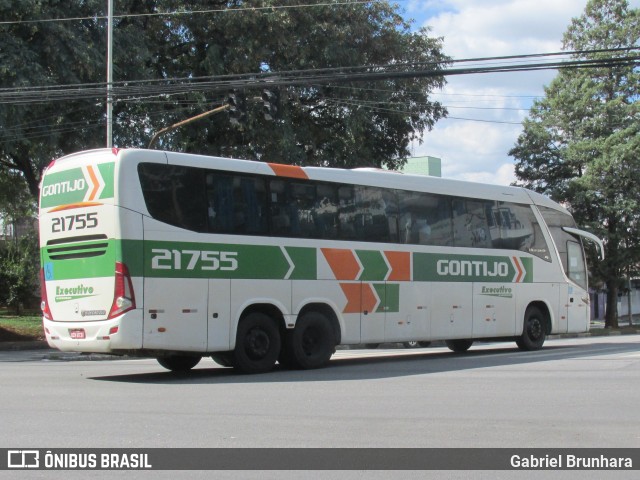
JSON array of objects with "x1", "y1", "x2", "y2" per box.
[
  {"x1": 445, "y1": 339, "x2": 473, "y2": 353},
  {"x1": 157, "y1": 355, "x2": 201, "y2": 372},
  {"x1": 233, "y1": 312, "x2": 281, "y2": 374},
  {"x1": 285, "y1": 311, "x2": 335, "y2": 369},
  {"x1": 516, "y1": 306, "x2": 546, "y2": 351}
]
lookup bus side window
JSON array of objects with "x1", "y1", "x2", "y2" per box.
[
  {"x1": 338, "y1": 186, "x2": 357, "y2": 240},
  {"x1": 567, "y1": 240, "x2": 587, "y2": 289},
  {"x1": 313, "y1": 184, "x2": 339, "y2": 239},
  {"x1": 352, "y1": 187, "x2": 391, "y2": 242},
  {"x1": 452, "y1": 198, "x2": 491, "y2": 248},
  {"x1": 205, "y1": 173, "x2": 267, "y2": 235},
  {"x1": 236, "y1": 177, "x2": 268, "y2": 234},
  {"x1": 139, "y1": 163, "x2": 207, "y2": 232},
  {"x1": 493, "y1": 203, "x2": 550, "y2": 260},
  {"x1": 206, "y1": 173, "x2": 234, "y2": 232}
]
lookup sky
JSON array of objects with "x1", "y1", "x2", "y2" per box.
[{"x1": 391, "y1": 0, "x2": 639, "y2": 185}]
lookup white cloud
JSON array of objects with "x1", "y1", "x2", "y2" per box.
[{"x1": 402, "y1": 0, "x2": 590, "y2": 185}]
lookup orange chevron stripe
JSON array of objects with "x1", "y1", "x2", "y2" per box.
[
  {"x1": 361, "y1": 284, "x2": 378, "y2": 313},
  {"x1": 384, "y1": 251, "x2": 411, "y2": 281},
  {"x1": 86, "y1": 165, "x2": 100, "y2": 201},
  {"x1": 340, "y1": 283, "x2": 378, "y2": 314},
  {"x1": 513, "y1": 256, "x2": 524, "y2": 283},
  {"x1": 47, "y1": 202, "x2": 103, "y2": 213},
  {"x1": 321, "y1": 248, "x2": 360, "y2": 280},
  {"x1": 267, "y1": 163, "x2": 309, "y2": 179}
]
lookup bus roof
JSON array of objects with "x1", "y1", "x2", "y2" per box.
[{"x1": 48, "y1": 148, "x2": 569, "y2": 214}]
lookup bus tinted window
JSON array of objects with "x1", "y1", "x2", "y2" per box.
[
  {"x1": 398, "y1": 190, "x2": 452, "y2": 246},
  {"x1": 452, "y1": 198, "x2": 492, "y2": 248},
  {"x1": 138, "y1": 163, "x2": 207, "y2": 232},
  {"x1": 339, "y1": 186, "x2": 395, "y2": 242},
  {"x1": 207, "y1": 173, "x2": 267, "y2": 235},
  {"x1": 492, "y1": 202, "x2": 550, "y2": 261},
  {"x1": 138, "y1": 162, "x2": 551, "y2": 259}
]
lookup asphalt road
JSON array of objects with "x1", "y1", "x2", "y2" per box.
[{"x1": 1, "y1": 335, "x2": 639, "y2": 479}]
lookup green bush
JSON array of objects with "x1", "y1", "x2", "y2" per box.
[{"x1": 0, "y1": 231, "x2": 39, "y2": 315}]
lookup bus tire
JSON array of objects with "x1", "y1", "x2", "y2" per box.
[
  {"x1": 277, "y1": 330, "x2": 297, "y2": 368},
  {"x1": 445, "y1": 339, "x2": 473, "y2": 353},
  {"x1": 232, "y1": 312, "x2": 281, "y2": 374},
  {"x1": 287, "y1": 311, "x2": 336, "y2": 369},
  {"x1": 211, "y1": 352, "x2": 233, "y2": 367},
  {"x1": 516, "y1": 306, "x2": 546, "y2": 351},
  {"x1": 157, "y1": 355, "x2": 201, "y2": 372}
]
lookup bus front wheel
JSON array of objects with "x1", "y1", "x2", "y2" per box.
[
  {"x1": 445, "y1": 339, "x2": 473, "y2": 353},
  {"x1": 516, "y1": 306, "x2": 546, "y2": 351},
  {"x1": 157, "y1": 355, "x2": 201, "y2": 372},
  {"x1": 286, "y1": 311, "x2": 336, "y2": 369},
  {"x1": 233, "y1": 312, "x2": 281, "y2": 374}
]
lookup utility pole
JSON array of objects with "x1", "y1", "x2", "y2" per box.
[{"x1": 106, "y1": 0, "x2": 113, "y2": 147}]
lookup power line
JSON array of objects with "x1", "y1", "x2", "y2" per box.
[
  {"x1": 0, "y1": 1, "x2": 380, "y2": 25},
  {"x1": 1, "y1": 49, "x2": 637, "y2": 105}
]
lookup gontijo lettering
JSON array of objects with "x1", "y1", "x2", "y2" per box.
[
  {"x1": 41, "y1": 179, "x2": 85, "y2": 197},
  {"x1": 437, "y1": 259, "x2": 509, "y2": 277}
]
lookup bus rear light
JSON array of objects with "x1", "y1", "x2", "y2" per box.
[
  {"x1": 39, "y1": 269, "x2": 52, "y2": 320},
  {"x1": 108, "y1": 262, "x2": 136, "y2": 319}
]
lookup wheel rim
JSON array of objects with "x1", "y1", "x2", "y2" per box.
[
  {"x1": 301, "y1": 326, "x2": 320, "y2": 356},
  {"x1": 528, "y1": 317, "x2": 543, "y2": 340},
  {"x1": 245, "y1": 327, "x2": 270, "y2": 360}
]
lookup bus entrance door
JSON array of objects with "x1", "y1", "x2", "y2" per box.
[{"x1": 562, "y1": 284, "x2": 589, "y2": 333}]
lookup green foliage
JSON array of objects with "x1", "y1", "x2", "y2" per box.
[
  {"x1": 510, "y1": 0, "x2": 640, "y2": 327},
  {"x1": 1, "y1": 0, "x2": 449, "y2": 201},
  {"x1": 0, "y1": 231, "x2": 40, "y2": 314}
]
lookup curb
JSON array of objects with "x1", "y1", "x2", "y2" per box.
[{"x1": 0, "y1": 341, "x2": 50, "y2": 351}]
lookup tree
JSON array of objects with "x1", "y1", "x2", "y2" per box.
[
  {"x1": 510, "y1": 0, "x2": 640, "y2": 328},
  {"x1": 0, "y1": 231, "x2": 39, "y2": 314},
  {"x1": 1, "y1": 1, "x2": 449, "y2": 203},
  {"x1": 126, "y1": 0, "x2": 449, "y2": 170}
]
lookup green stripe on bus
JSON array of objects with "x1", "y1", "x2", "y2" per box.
[
  {"x1": 45, "y1": 237, "x2": 535, "y2": 285},
  {"x1": 139, "y1": 240, "x2": 298, "y2": 280},
  {"x1": 40, "y1": 168, "x2": 87, "y2": 208},
  {"x1": 97, "y1": 162, "x2": 115, "y2": 199},
  {"x1": 40, "y1": 163, "x2": 115, "y2": 208},
  {"x1": 413, "y1": 253, "x2": 533, "y2": 283},
  {"x1": 374, "y1": 283, "x2": 399, "y2": 313},
  {"x1": 41, "y1": 239, "x2": 116, "y2": 280},
  {"x1": 356, "y1": 250, "x2": 388, "y2": 281},
  {"x1": 285, "y1": 246, "x2": 316, "y2": 280}
]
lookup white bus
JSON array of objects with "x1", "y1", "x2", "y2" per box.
[{"x1": 39, "y1": 148, "x2": 603, "y2": 373}]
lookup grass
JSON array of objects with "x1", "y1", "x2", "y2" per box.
[{"x1": 0, "y1": 311, "x2": 44, "y2": 342}]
